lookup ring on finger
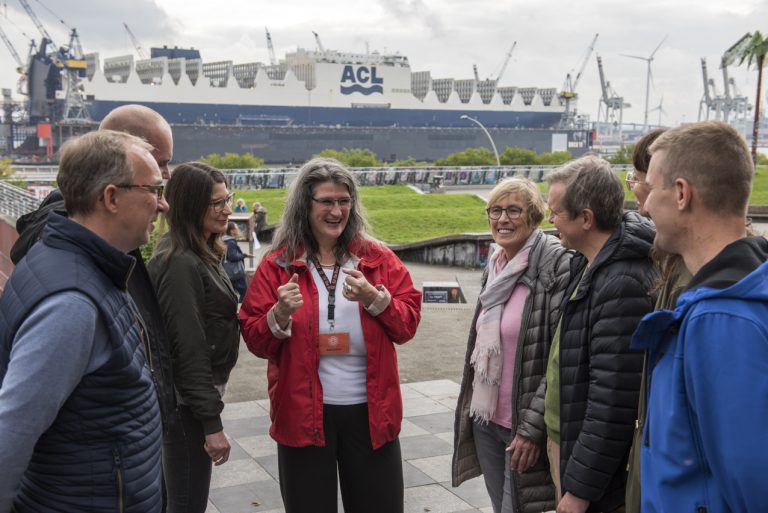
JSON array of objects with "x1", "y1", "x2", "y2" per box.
[{"x1": 344, "y1": 284, "x2": 352, "y2": 293}]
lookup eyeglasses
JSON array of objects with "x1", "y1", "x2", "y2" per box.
[
  {"x1": 115, "y1": 183, "x2": 165, "y2": 200},
  {"x1": 626, "y1": 171, "x2": 642, "y2": 190},
  {"x1": 486, "y1": 206, "x2": 523, "y2": 220},
  {"x1": 312, "y1": 197, "x2": 354, "y2": 209},
  {"x1": 210, "y1": 192, "x2": 234, "y2": 213}
]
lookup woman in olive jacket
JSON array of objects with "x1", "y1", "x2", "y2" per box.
[
  {"x1": 452, "y1": 178, "x2": 572, "y2": 513},
  {"x1": 148, "y1": 162, "x2": 240, "y2": 513}
]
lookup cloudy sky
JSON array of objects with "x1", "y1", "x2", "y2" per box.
[{"x1": 0, "y1": 0, "x2": 764, "y2": 128}]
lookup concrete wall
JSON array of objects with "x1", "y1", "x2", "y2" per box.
[
  {"x1": 391, "y1": 233, "x2": 494, "y2": 269},
  {"x1": 0, "y1": 216, "x2": 18, "y2": 294}
]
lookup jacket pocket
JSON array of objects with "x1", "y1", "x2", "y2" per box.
[{"x1": 113, "y1": 448, "x2": 125, "y2": 513}]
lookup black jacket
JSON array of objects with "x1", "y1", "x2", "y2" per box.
[
  {"x1": 557, "y1": 212, "x2": 656, "y2": 512},
  {"x1": 9, "y1": 194, "x2": 178, "y2": 434},
  {"x1": 148, "y1": 236, "x2": 240, "y2": 435}
]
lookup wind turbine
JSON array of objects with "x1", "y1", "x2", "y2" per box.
[
  {"x1": 649, "y1": 96, "x2": 667, "y2": 127},
  {"x1": 621, "y1": 36, "x2": 667, "y2": 131}
]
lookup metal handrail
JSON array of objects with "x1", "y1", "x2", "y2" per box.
[{"x1": 0, "y1": 180, "x2": 41, "y2": 219}]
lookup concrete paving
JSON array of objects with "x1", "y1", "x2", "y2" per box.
[{"x1": 212, "y1": 258, "x2": 490, "y2": 512}]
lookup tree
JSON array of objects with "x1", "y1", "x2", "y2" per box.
[
  {"x1": 318, "y1": 148, "x2": 381, "y2": 167},
  {"x1": 500, "y1": 147, "x2": 537, "y2": 165},
  {"x1": 608, "y1": 144, "x2": 634, "y2": 165},
  {"x1": 724, "y1": 31, "x2": 768, "y2": 165},
  {"x1": 535, "y1": 151, "x2": 572, "y2": 166},
  {"x1": 201, "y1": 152, "x2": 264, "y2": 169},
  {"x1": 391, "y1": 156, "x2": 429, "y2": 167},
  {"x1": 434, "y1": 147, "x2": 496, "y2": 166}
]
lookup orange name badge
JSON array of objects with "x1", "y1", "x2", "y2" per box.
[{"x1": 318, "y1": 331, "x2": 350, "y2": 355}]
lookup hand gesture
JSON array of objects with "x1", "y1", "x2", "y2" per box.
[
  {"x1": 556, "y1": 492, "x2": 590, "y2": 513},
  {"x1": 275, "y1": 273, "x2": 302, "y2": 326},
  {"x1": 340, "y1": 268, "x2": 378, "y2": 307},
  {"x1": 506, "y1": 434, "x2": 540, "y2": 473},
  {"x1": 204, "y1": 430, "x2": 231, "y2": 466}
]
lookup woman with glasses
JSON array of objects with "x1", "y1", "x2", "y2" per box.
[
  {"x1": 452, "y1": 178, "x2": 572, "y2": 513},
  {"x1": 239, "y1": 158, "x2": 421, "y2": 513},
  {"x1": 147, "y1": 162, "x2": 240, "y2": 513}
]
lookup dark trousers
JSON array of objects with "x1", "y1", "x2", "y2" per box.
[
  {"x1": 231, "y1": 277, "x2": 247, "y2": 302},
  {"x1": 163, "y1": 405, "x2": 212, "y2": 513},
  {"x1": 277, "y1": 403, "x2": 403, "y2": 513}
]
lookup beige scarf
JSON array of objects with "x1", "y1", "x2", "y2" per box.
[{"x1": 470, "y1": 230, "x2": 537, "y2": 422}]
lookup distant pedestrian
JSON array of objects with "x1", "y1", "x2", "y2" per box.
[
  {"x1": 239, "y1": 157, "x2": 421, "y2": 513},
  {"x1": 0, "y1": 130, "x2": 167, "y2": 511},
  {"x1": 249, "y1": 201, "x2": 268, "y2": 242},
  {"x1": 234, "y1": 198, "x2": 248, "y2": 213},
  {"x1": 223, "y1": 221, "x2": 251, "y2": 302},
  {"x1": 633, "y1": 121, "x2": 768, "y2": 512},
  {"x1": 148, "y1": 162, "x2": 241, "y2": 513},
  {"x1": 452, "y1": 178, "x2": 571, "y2": 513}
]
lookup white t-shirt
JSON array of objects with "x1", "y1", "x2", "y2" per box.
[{"x1": 311, "y1": 260, "x2": 368, "y2": 405}]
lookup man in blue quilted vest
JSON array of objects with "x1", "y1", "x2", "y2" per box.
[{"x1": 0, "y1": 129, "x2": 169, "y2": 512}]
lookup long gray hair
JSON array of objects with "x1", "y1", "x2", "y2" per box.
[{"x1": 272, "y1": 157, "x2": 370, "y2": 262}]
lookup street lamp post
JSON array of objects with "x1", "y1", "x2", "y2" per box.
[{"x1": 460, "y1": 114, "x2": 501, "y2": 167}]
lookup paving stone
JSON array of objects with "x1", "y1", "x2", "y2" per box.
[
  {"x1": 409, "y1": 379, "x2": 461, "y2": 397},
  {"x1": 408, "y1": 411, "x2": 456, "y2": 434},
  {"x1": 435, "y1": 431, "x2": 454, "y2": 445},
  {"x1": 204, "y1": 500, "x2": 221, "y2": 513},
  {"x1": 208, "y1": 480, "x2": 284, "y2": 513},
  {"x1": 403, "y1": 484, "x2": 474, "y2": 513},
  {"x1": 401, "y1": 383, "x2": 427, "y2": 399},
  {"x1": 227, "y1": 439, "x2": 252, "y2": 462},
  {"x1": 210, "y1": 458, "x2": 272, "y2": 489},
  {"x1": 433, "y1": 392, "x2": 461, "y2": 410},
  {"x1": 400, "y1": 418, "x2": 431, "y2": 438},
  {"x1": 237, "y1": 434, "x2": 279, "y2": 459},
  {"x1": 409, "y1": 454, "x2": 453, "y2": 483},
  {"x1": 401, "y1": 434, "x2": 454, "y2": 460},
  {"x1": 403, "y1": 396, "x2": 452, "y2": 417},
  {"x1": 441, "y1": 476, "x2": 492, "y2": 510},
  {"x1": 254, "y1": 454, "x2": 280, "y2": 482},
  {"x1": 222, "y1": 400, "x2": 269, "y2": 421},
  {"x1": 403, "y1": 460, "x2": 437, "y2": 488},
  {"x1": 223, "y1": 415, "x2": 273, "y2": 438}
]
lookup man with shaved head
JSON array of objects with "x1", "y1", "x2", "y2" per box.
[{"x1": 6, "y1": 105, "x2": 178, "y2": 511}]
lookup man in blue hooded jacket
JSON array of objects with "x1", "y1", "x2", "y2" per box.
[{"x1": 633, "y1": 120, "x2": 768, "y2": 513}]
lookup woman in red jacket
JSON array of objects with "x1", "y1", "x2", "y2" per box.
[{"x1": 239, "y1": 157, "x2": 421, "y2": 513}]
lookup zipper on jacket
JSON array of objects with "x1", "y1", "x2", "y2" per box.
[
  {"x1": 113, "y1": 449, "x2": 125, "y2": 513},
  {"x1": 697, "y1": 507, "x2": 707, "y2": 513}
]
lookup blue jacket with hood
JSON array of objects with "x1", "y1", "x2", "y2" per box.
[{"x1": 632, "y1": 236, "x2": 768, "y2": 513}]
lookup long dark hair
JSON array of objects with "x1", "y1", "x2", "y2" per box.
[
  {"x1": 164, "y1": 161, "x2": 227, "y2": 266},
  {"x1": 271, "y1": 157, "x2": 370, "y2": 263}
]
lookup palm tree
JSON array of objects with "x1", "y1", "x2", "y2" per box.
[{"x1": 724, "y1": 32, "x2": 768, "y2": 165}]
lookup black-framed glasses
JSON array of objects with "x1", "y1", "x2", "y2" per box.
[
  {"x1": 312, "y1": 197, "x2": 354, "y2": 209},
  {"x1": 626, "y1": 171, "x2": 641, "y2": 190},
  {"x1": 486, "y1": 206, "x2": 523, "y2": 220},
  {"x1": 115, "y1": 183, "x2": 165, "y2": 200},
  {"x1": 210, "y1": 192, "x2": 234, "y2": 213}
]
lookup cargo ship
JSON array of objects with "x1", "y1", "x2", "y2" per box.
[{"x1": 15, "y1": 40, "x2": 590, "y2": 162}]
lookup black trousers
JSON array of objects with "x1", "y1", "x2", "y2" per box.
[
  {"x1": 163, "y1": 405, "x2": 212, "y2": 513},
  {"x1": 277, "y1": 403, "x2": 404, "y2": 513}
]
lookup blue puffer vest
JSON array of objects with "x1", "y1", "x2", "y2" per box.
[{"x1": 0, "y1": 213, "x2": 162, "y2": 513}]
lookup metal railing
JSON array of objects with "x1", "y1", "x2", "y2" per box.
[
  {"x1": 9, "y1": 164, "x2": 635, "y2": 190},
  {"x1": 0, "y1": 180, "x2": 41, "y2": 219}
]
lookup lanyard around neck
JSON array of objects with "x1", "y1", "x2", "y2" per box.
[{"x1": 310, "y1": 256, "x2": 340, "y2": 327}]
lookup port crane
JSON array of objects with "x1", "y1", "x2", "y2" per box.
[
  {"x1": 494, "y1": 42, "x2": 516, "y2": 83},
  {"x1": 18, "y1": 0, "x2": 88, "y2": 122},
  {"x1": 123, "y1": 22, "x2": 146, "y2": 59},
  {"x1": 559, "y1": 33, "x2": 598, "y2": 128},
  {"x1": 265, "y1": 27, "x2": 277, "y2": 66},
  {"x1": 312, "y1": 31, "x2": 325, "y2": 54},
  {"x1": 596, "y1": 54, "x2": 630, "y2": 144}
]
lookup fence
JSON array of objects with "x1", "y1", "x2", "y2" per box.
[{"x1": 0, "y1": 180, "x2": 41, "y2": 219}]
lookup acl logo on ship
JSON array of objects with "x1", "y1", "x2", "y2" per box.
[{"x1": 340, "y1": 66, "x2": 384, "y2": 95}]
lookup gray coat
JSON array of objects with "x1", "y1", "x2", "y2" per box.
[{"x1": 452, "y1": 230, "x2": 571, "y2": 513}]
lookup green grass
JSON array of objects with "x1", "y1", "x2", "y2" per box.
[{"x1": 232, "y1": 167, "x2": 768, "y2": 245}]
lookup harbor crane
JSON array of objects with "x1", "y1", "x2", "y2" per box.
[
  {"x1": 559, "y1": 32, "x2": 598, "y2": 128},
  {"x1": 312, "y1": 31, "x2": 325, "y2": 53},
  {"x1": 494, "y1": 42, "x2": 516, "y2": 83},
  {"x1": 19, "y1": 0, "x2": 88, "y2": 122},
  {"x1": 698, "y1": 56, "x2": 751, "y2": 125},
  {"x1": 123, "y1": 22, "x2": 146, "y2": 59},
  {"x1": 0, "y1": 23, "x2": 23, "y2": 68},
  {"x1": 596, "y1": 54, "x2": 630, "y2": 143},
  {"x1": 265, "y1": 27, "x2": 277, "y2": 66}
]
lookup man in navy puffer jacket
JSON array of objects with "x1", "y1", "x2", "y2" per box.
[{"x1": 0, "y1": 130, "x2": 168, "y2": 512}]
